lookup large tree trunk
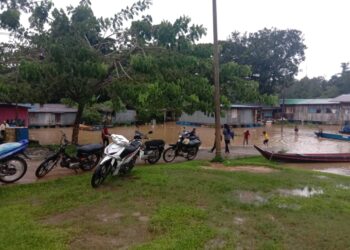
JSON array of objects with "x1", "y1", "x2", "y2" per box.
[{"x1": 72, "y1": 103, "x2": 85, "y2": 145}]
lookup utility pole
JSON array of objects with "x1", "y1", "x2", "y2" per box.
[{"x1": 212, "y1": 0, "x2": 221, "y2": 158}]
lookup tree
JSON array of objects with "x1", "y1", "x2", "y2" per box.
[
  {"x1": 107, "y1": 16, "x2": 212, "y2": 121},
  {"x1": 4, "y1": 0, "x2": 151, "y2": 144},
  {"x1": 221, "y1": 28, "x2": 306, "y2": 95}
]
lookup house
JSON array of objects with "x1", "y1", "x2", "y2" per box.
[
  {"x1": 95, "y1": 106, "x2": 137, "y2": 125},
  {"x1": 331, "y1": 94, "x2": 350, "y2": 124},
  {"x1": 0, "y1": 103, "x2": 29, "y2": 127},
  {"x1": 28, "y1": 104, "x2": 77, "y2": 127},
  {"x1": 282, "y1": 99, "x2": 340, "y2": 124},
  {"x1": 114, "y1": 110, "x2": 137, "y2": 124},
  {"x1": 178, "y1": 104, "x2": 261, "y2": 127}
]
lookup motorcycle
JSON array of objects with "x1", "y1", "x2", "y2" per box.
[
  {"x1": 0, "y1": 139, "x2": 29, "y2": 183},
  {"x1": 134, "y1": 131, "x2": 165, "y2": 164},
  {"x1": 91, "y1": 134, "x2": 142, "y2": 188},
  {"x1": 163, "y1": 131, "x2": 201, "y2": 162},
  {"x1": 35, "y1": 132, "x2": 103, "y2": 178}
]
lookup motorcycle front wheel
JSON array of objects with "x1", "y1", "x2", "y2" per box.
[
  {"x1": 187, "y1": 147, "x2": 199, "y2": 160},
  {"x1": 147, "y1": 149, "x2": 161, "y2": 164},
  {"x1": 35, "y1": 157, "x2": 59, "y2": 178},
  {"x1": 81, "y1": 153, "x2": 101, "y2": 171},
  {"x1": 0, "y1": 156, "x2": 27, "y2": 183},
  {"x1": 163, "y1": 147, "x2": 176, "y2": 163},
  {"x1": 91, "y1": 162, "x2": 111, "y2": 188}
]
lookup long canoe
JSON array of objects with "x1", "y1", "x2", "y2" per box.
[
  {"x1": 314, "y1": 132, "x2": 350, "y2": 141},
  {"x1": 254, "y1": 145, "x2": 350, "y2": 163}
]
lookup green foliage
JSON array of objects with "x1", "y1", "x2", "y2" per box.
[
  {"x1": 0, "y1": 8, "x2": 20, "y2": 30},
  {"x1": 81, "y1": 106, "x2": 102, "y2": 125},
  {"x1": 222, "y1": 28, "x2": 306, "y2": 95}
]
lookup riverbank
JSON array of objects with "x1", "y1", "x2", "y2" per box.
[{"x1": 1, "y1": 158, "x2": 350, "y2": 249}]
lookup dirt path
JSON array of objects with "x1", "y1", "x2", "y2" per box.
[{"x1": 2, "y1": 146, "x2": 260, "y2": 185}]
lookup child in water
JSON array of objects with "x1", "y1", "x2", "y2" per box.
[
  {"x1": 243, "y1": 130, "x2": 250, "y2": 146},
  {"x1": 262, "y1": 131, "x2": 269, "y2": 146}
]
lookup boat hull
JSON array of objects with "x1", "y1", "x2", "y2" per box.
[
  {"x1": 254, "y1": 145, "x2": 350, "y2": 163},
  {"x1": 315, "y1": 132, "x2": 350, "y2": 141}
]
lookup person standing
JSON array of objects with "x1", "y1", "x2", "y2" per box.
[
  {"x1": 294, "y1": 125, "x2": 299, "y2": 134},
  {"x1": 223, "y1": 124, "x2": 233, "y2": 153},
  {"x1": 101, "y1": 124, "x2": 110, "y2": 147},
  {"x1": 263, "y1": 131, "x2": 269, "y2": 147},
  {"x1": 0, "y1": 121, "x2": 6, "y2": 142},
  {"x1": 243, "y1": 130, "x2": 250, "y2": 146}
]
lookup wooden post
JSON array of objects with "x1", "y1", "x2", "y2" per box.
[{"x1": 212, "y1": 0, "x2": 221, "y2": 158}]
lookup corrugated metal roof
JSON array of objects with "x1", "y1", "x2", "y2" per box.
[
  {"x1": 331, "y1": 94, "x2": 350, "y2": 103},
  {"x1": 229, "y1": 104, "x2": 261, "y2": 109},
  {"x1": 0, "y1": 103, "x2": 30, "y2": 109},
  {"x1": 281, "y1": 99, "x2": 339, "y2": 105},
  {"x1": 28, "y1": 104, "x2": 77, "y2": 113}
]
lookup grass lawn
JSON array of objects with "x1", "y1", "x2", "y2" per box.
[{"x1": 1, "y1": 157, "x2": 350, "y2": 249}]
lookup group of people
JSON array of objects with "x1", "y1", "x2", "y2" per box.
[{"x1": 209, "y1": 124, "x2": 271, "y2": 154}]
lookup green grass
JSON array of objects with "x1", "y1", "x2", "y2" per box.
[{"x1": 1, "y1": 157, "x2": 350, "y2": 249}]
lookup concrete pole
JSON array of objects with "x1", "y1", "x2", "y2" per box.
[{"x1": 212, "y1": 0, "x2": 222, "y2": 158}]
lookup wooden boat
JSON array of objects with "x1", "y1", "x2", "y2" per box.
[
  {"x1": 314, "y1": 131, "x2": 350, "y2": 141},
  {"x1": 254, "y1": 145, "x2": 350, "y2": 163}
]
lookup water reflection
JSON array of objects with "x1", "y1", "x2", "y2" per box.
[
  {"x1": 278, "y1": 187, "x2": 323, "y2": 197},
  {"x1": 29, "y1": 123, "x2": 349, "y2": 153},
  {"x1": 318, "y1": 168, "x2": 350, "y2": 177}
]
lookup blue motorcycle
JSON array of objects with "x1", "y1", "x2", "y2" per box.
[{"x1": 0, "y1": 140, "x2": 29, "y2": 183}]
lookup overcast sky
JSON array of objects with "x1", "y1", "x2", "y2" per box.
[{"x1": 1, "y1": 0, "x2": 349, "y2": 79}]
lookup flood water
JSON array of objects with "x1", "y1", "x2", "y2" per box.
[{"x1": 29, "y1": 123, "x2": 350, "y2": 153}]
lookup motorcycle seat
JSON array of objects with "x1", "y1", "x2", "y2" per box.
[
  {"x1": 145, "y1": 140, "x2": 165, "y2": 148},
  {"x1": 169, "y1": 143, "x2": 177, "y2": 147},
  {"x1": 77, "y1": 144, "x2": 104, "y2": 154},
  {"x1": 120, "y1": 140, "x2": 141, "y2": 158}
]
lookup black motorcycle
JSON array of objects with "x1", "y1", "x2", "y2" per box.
[
  {"x1": 134, "y1": 131, "x2": 165, "y2": 164},
  {"x1": 163, "y1": 132, "x2": 201, "y2": 162},
  {"x1": 35, "y1": 132, "x2": 103, "y2": 178}
]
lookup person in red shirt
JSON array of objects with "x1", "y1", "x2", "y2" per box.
[
  {"x1": 243, "y1": 130, "x2": 250, "y2": 146},
  {"x1": 101, "y1": 124, "x2": 110, "y2": 147}
]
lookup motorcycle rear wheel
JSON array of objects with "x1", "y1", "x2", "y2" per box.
[
  {"x1": 81, "y1": 153, "x2": 101, "y2": 171},
  {"x1": 163, "y1": 147, "x2": 176, "y2": 163},
  {"x1": 35, "y1": 157, "x2": 58, "y2": 178},
  {"x1": 187, "y1": 147, "x2": 198, "y2": 160},
  {"x1": 91, "y1": 162, "x2": 111, "y2": 188},
  {"x1": 147, "y1": 149, "x2": 161, "y2": 164},
  {"x1": 0, "y1": 156, "x2": 27, "y2": 183}
]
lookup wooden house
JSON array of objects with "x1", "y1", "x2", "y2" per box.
[
  {"x1": 282, "y1": 99, "x2": 340, "y2": 124},
  {"x1": 28, "y1": 104, "x2": 77, "y2": 127},
  {"x1": 178, "y1": 104, "x2": 261, "y2": 127}
]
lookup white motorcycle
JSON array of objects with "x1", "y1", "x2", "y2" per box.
[{"x1": 91, "y1": 134, "x2": 141, "y2": 188}]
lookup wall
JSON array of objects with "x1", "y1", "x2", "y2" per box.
[
  {"x1": 60, "y1": 113, "x2": 76, "y2": 126},
  {"x1": 114, "y1": 110, "x2": 137, "y2": 124},
  {"x1": 290, "y1": 104, "x2": 340, "y2": 124},
  {"x1": 179, "y1": 111, "x2": 227, "y2": 125}
]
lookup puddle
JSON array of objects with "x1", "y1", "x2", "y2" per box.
[
  {"x1": 204, "y1": 164, "x2": 278, "y2": 174},
  {"x1": 317, "y1": 168, "x2": 350, "y2": 177},
  {"x1": 278, "y1": 204, "x2": 301, "y2": 210},
  {"x1": 97, "y1": 212, "x2": 123, "y2": 222},
  {"x1": 278, "y1": 187, "x2": 323, "y2": 197},
  {"x1": 315, "y1": 175, "x2": 329, "y2": 180},
  {"x1": 233, "y1": 216, "x2": 245, "y2": 225},
  {"x1": 336, "y1": 184, "x2": 350, "y2": 190},
  {"x1": 238, "y1": 191, "x2": 268, "y2": 205}
]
